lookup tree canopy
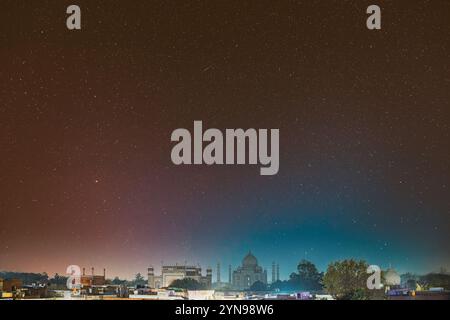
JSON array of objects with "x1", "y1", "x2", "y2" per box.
[
  {"x1": 323, "y1": 259, "x2": 383, "y2": 300},
  {"x1": 169, "y1": 278, "x2": 206, "y2": 290},
  {"x1": 290, "y1": 259, "x2": 323, "y2": 291},
  {"x1": 249, "y1": 280, "x2": 268, "y2": 292}
]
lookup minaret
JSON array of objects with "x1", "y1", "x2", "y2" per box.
[
  {"x1": 272, "y1": 261, "x2": 276, "y2": 283},
  {"x1": 148, "y1": 266, "x2": 155, "y2": 288},
  {"x1": 228, "y1": 265, "x2": 232, "y2": 284},
  {"x1": 206, "y1": 267, "x2": 212, "y2": 289},
  {"x1": 276, "y1": 263, "x2": 280, "y2": 281},
  {"x1": 216, "y1": 262, "x2": 221, "y2": 283}
]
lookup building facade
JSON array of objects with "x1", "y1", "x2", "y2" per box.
[
  {"x1": 232, "y1": 252, "x2": 267, "y2": 290},
  {"x1": 148, "y1": 264, "x2": 212, "y2": 289},
  {"x1": 80, "y1": 267, "x2": 106, "y2": 287},
  {"x1": 0, "y1": 278, "x2": 22, "y2": 292}
]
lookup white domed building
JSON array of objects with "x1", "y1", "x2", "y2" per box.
[
  {"x1": 384, "y1": 268, "x2": 401, "y2": 287},
  {"x1": 231, "y1": 252, "x2": 267, "y2": 290}
]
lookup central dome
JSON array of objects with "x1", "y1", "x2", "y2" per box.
[
  {"x1": 242, "y1": 252, "x2": 258, "y2": 267},
  {"x1": 384, "y1": 268, "x2": 401, "y2": 286}
]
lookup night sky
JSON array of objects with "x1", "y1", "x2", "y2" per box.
[{"x1": 1, "y1": 1, "x2": 449, "y2": 280}]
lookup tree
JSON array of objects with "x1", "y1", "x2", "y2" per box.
[
  {"x1": 53, "y1": 273, "x2": 61, "y2": 284},
  {"x1": 294, "y1": 259, "x2": 323, "y2": 291},
  {"x1": 169, "y1": 278, "x2": 206, "y2": 290},
  {"x1": 49, "y1": 273, "x2": 68, "y2": 289},
  {"x1": 270, "y1": 279, "x2": 294, "y2": 292},
  {"x1": 0, "y1": 271, "x2": 49, "y2": 285},
  {"x1": 421, "y1": 273, "x2": 450, "y2": 290},
  {"x1": 323, "y1": 259, "x2": 382, "y2": 300},
  {"x1": 249, "y1": 281, "x2": 268, "y2": 292},
  {"x1": 133, "y1": 273, "x2": 146, "y2": 287},
  {"x1": 112, "y1": 276, "x2": 126, "y2": 285}
]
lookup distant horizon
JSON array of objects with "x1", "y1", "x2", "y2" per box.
[{"x1": 2, "y1": 255, "x2": 448, "y2": 282}]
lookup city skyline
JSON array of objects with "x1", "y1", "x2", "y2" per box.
[{"x1": 0, "y1": 248, "x2": 446, "y2": 282}]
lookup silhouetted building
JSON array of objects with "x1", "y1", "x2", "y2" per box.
[
  {"x1": 276, "y1": 263, "x2": 280, "y2": 281},
  {"x1": 272, "y1": 261, "x2": 276, "y2": 283},
  {"x1": 217, "y1": 262, "x2": 221, "y2": 283}
]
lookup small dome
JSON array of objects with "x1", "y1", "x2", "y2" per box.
[
  {"x1": 242, "y1": 252, "x2": 258, "y2": 267},
  {"x1": 384, "y1": 269, "x2": 401, "y2": 286}
]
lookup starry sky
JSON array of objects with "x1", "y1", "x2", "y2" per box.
[{"x1": 0, "y1": 1, "x2": 449, "y2": 280}]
